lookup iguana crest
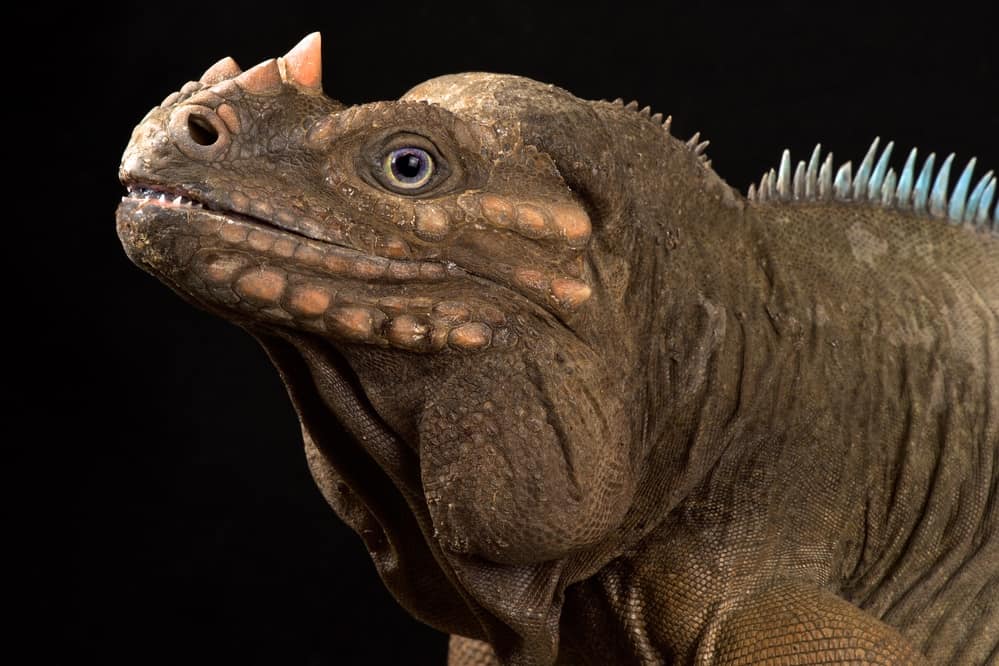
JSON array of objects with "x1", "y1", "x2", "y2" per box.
[
  {"x1": 603, "y1": 98, "x2": 713, "y2": 164},
  {"x1": 748, "y1": 137, "x2": 997, "y2": 233}
]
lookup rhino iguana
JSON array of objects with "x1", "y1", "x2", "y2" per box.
[{"x1": 116, "y1": 33, "x2": 998, "y2": 665}]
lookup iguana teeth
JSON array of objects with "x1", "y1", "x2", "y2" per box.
[
  {"x1": 819, "y1": 153, "x2": 833, "y2": 200},
  {"x1": 853, "y1": 137, "x2": 880, "y2": 200},
  {"x1": 124, "y1": 188, "x2": 202, "y2": 207},
  {"x1": 964, "y1": 170, "x2": 994, "y2": 223},
  {"x1": 881, "y1": 169, "x2": 897, "y2": 206},
  {"x1": 896, "y1": 148, "x2": 918, "y2": 208},
  {"x1": 805, "y1": 144, "x2": 821, "y2": 200},
  {"x1": 834, "y1": 161, "x2": 852, "y2": 199},
  {"x1": 913, "y1": 153, "x2": 936, "y2": 213},
  {"x1": 867, "y1": 141, "x2": 894, "y2": 202},
  {"x1": 929, "y1": 153, "x2": 955, "y2": 218}
]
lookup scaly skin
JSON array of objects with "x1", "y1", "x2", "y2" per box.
[{"x1": 117, "y1": 34, "x2": 997, "y2": 665}]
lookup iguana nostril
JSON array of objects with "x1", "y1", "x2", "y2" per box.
[
  {"x1": 168, "y1": 104, "x2": 231, "y2": 160},
  {"x1": 187, "y1": 113, "x2": 219, "y2": 146}
]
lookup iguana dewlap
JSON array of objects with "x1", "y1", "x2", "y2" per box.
[{"x1": 116, "y1": 33, "x2": 998, "y2": 665}]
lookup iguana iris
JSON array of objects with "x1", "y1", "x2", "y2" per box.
[{"x1": 116, "y1": 33, "x2": 998, "y2": 665}]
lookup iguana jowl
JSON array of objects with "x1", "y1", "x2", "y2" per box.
[{"x1": 116, "y1": 33, "x2": 998, "y2": 665}]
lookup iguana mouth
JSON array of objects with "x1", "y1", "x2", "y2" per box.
[
  {"x1": 119, "y1": 181, "x2": 455, "y2": 283},
  {"x1": 117, "y1": 183, "x2": 508, "y2": 352},
  {"x1": 124, "y1": 185, "x2": 206, "y2": 209}
]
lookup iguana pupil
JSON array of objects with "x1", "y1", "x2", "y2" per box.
[{"x1": 396, "y1": 153, "x2": 423, "y2": 178}]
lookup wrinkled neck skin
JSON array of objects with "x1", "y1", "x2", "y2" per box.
[{"x1": 259, "y1": 100, "x2": 757, "y2": 664}]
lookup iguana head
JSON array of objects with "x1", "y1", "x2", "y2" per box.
[
  {"x1": 118, "y1": 33, "x2": 725, "y2": 659},
  {"x1": 119, "y1": 33, "x2": 598, "y2": 346}
]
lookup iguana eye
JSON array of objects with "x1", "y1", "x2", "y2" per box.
[
  {"x1": 361, "y1": 133, "x2": 453, "y2": 196},
  {"x1": 383, "y1": 147, "x2": 434, "y2": 189}
]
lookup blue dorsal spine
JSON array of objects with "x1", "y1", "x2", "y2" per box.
[{"x1": 748, "y1": 138, "x2": 997, "y2": 234}]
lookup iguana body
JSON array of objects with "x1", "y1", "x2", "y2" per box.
[{"x1": 116, "y1": 34, "x2": 998, "y2": 665}]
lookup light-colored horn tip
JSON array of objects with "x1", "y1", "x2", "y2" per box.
[
  {"x1": 200, "y1": 56, "x2": 243, "y2": 84},
  {"x1": 282, "y1": 32, "x2": 323, "y2": 90},
  {"x1": 234, "y1": 58, "x2": 283, "y2": 93}
]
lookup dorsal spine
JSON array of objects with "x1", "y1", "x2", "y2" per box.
[{"x1": 748, "y1": 138, "x2": 996, "y2": 233}]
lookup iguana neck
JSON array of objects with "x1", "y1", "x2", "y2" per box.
[
  {"x1": 540, "y1": 139, "x2": 779, "y2": 662},
  {"x1": 587, "y1": 130, "x2": 764, "y2": 557}
]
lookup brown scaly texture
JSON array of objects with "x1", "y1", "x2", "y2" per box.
[{"x1": 116, "y1": 34, "x2": 997, "y2": 665}]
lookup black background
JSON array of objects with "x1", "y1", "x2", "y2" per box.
[{"x1": 28, "y1": 2, "x2": 996, "y2": 664}]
